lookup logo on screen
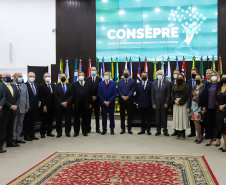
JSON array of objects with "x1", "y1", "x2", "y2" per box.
[{"x1": 168, "y1": 6, "x2": 207, "y2": 45}]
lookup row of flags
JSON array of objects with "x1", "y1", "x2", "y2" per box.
[{"x1": 58, "y1": 56, "x2": 223, "y2": 83}]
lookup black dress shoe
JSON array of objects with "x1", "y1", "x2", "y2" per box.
[
  {"x1": 111, "y1": 130, "x2": 115, "y2": 135},
  {"x1": 96, "y1": 129, "x2": 101, "y2": 134},
  {"x1": 56, "y1": 134, "x2": 62, "y2": 138},
  {"x1": 155, "y1": 132, "x2": 161, "y2": 136},
  {"x1": 164, "y1": 132, "x2": 170, "y2": 136},
  {"x1": 128, "y1": 130, "x2": 133, "y2": 134},
  {"x1": 222, "y1": 149, "x2": 226, "y2": 152},
  {"x1": 73, "y1": 133, "x2": 79, "y2": 137},
  {"x1": 7, "y1": 143, "x2": 20, "y2": 147},
  {"x1": 171, "y1": 130, "x2": 177, "y2": 136},
  {"x1": 66, "y1": 134, "x2": 71, "y2": 137},
  {"x1": 0, "y1": 149, "x2": 6, "y2": 153},
  {"x1": 147, "y1": 132, "x2": 152, "y2": 135},
  {"x1": 47, "y1": 133, "x2": 55, "y2": 137},
  {"x1": 24, "y1": 137, "x2": 33, "y2": 141},
  {"x1": 101, "y1": 130, "x2": 107, "y2": 135},
  {"x1": 120, "y1": 130, "x2": 125, "y2": 134},
  {"x1": 32, "y1": 136, "x2": 39, "y2": 140},
  {"x1": 41, "y1": 134, "x2": 45, "y2": 138},
  {"x1": 137, "y1": 131, "x2": 145, "y2": 135},
  {"x1": 83, "y1": 133, "x2": 88, "y2": 136},
  {"x1": 188, "y1": 133, "x2": 196, "y2": 137},
  {"x1": 16, "y1": 140, "x2": 26, "y2": 144}
]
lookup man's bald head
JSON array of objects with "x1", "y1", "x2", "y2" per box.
[{"x1": 3, "y1": 72, "x2": 11, "y2": 77}]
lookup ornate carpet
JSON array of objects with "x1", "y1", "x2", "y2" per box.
[{"x1": 8, "y1": 152, "x2": 219, "y2": 185}]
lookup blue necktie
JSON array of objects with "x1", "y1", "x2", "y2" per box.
[
  {"x1": 62, "y1": 84, "x2": 66, "y2": 94},
  {"x1": 192, "y1": 80, "x2": 196, "y2": 87},
  {"x1": 31, "y1": 84, "x2": 36, "y2": 96}
]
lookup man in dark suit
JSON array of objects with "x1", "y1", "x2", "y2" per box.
[
  {"x1": 54, "y1": 73, "x2": 73, "y2": 138},
  {"x1": 136, "y1": 72, "x2": 152, "y2": 135},
  {"x1": 118, "y1": 69, "x2": 135, "y2": 134},
  {"x1": 0, "y1": 83, "x2": 6, "y2": 153},
  {"x1": 86, "y1": 67, "x2": 102, "y2": 133},
  {"x1": 1, "y1": 72, "x2": 20, "y2": 149},
  {"x1": 152, "y1": 70, "x2": 170, "y2": 136},
  {"x1": 39, "y1": 73, "x2": 55, "y2": 138},
  {"x1": 98, "y1": 71, "x2": 117, "y2": 135},
  {"x1": 23, "y1": 72, "x2": 40, "y2": 141},
  {"x1": 73, "y1": 72, "x2": 92, "y2": 137},
  {"x1": 186, "y1": 68, "x2": 198, "y2": 137}
]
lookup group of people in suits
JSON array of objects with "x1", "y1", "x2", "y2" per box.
[{"x1": 0, "y1": 66, "x2": 226, "y2": 153}]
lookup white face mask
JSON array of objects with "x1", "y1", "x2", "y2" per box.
[
  {"x1": 211, "y1": 76, "x2": 217, "y2": 82},
  {"x1": 104, "y1": 75, "x2": 109, "y2": 80},
  {"x1": 79, "y1": 76, "x2": 84, "y2": 81},
  {"x1": 173, "y1": 74, "x2": 178, "y2": 79},
  {"x1": 157, "y1": 75, "x2": 163, "y2": 80},
  {"x1": 29, "y1": 77, "x2": 35, "y2": 83},
  {"x1": 45, "y1": 77, "x2": 51, "y2": 82}
]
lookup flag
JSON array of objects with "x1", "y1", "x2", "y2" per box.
[
  {"x1": 74, "y1": 58, "x2": 78, "y2": 82},
  {"x1": 101, "y1": 57, "x2": 105, "y2": 79},
  {"x1": 96, "y1": 58, "x2": 99, "y2": 76},
  {"x1": 129, "y1": 57, "x2": 133, "y2": 78},
  {"x1": 218, "y1": 55, "x2": 223, "y2": 76},
  {"x1": 166, "y1": 57, "x2": 171, "y2": 82},
  {"x1": 175, "y1": 56, "x2": 179, "y2": 71},
  {"x1": 65, "y1": 58, "x2": 70, "y2": 83},
  {"x1": 115, "y1": 57, "x2": 119, "y2": 85},
  {"x1": 181, "y1": 56, "x2": 186, "y2": 79},
  {"x1": 78, "y1": 58, "x2": 82, "y2": 72},
  {"x1": 137, "y1": 57, "x2": 141, "y2": 83},
  {"x1": 192, "y1": 56, "x2": 196, "y2": 69},
  {"x1": 125, "y1": 57, "x2": 128, "y2": 70},
  {"x1": 153, "y1": 57, "x2": 157, "y2": 81},
  {"x1": 110, "y1": 57, "x2": 114, "y2": 80},
  {"x1": 161, "y1": 56, "x2": 165, "y2": 74},
  {"x1": 211, "y1": 55, "x2": 215, "y2": 71},
  {"x1": 207, "y1": 55, "x2": 210, "y2": 69},
  {"x1": 87, "y1": 58, "x2": 92, "y2": 77},
  {"x1": 144, "y1": 57, "x2": 148, "y2": 74},
  {"x1": 199, "y1": 56, "x2": 204, "y2": 77},
  {"x1": 58, "y1": 58, "x2": 63, "y2": 83}
]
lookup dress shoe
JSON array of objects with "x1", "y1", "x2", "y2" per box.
[
  {"x1": 155, "y1": 132, "x2": 161, "y2": 136},
  {"x1": 222, "y1": 149, "x2": 226, "y2": 152},
  {"x1": 171, "y1": 130, "x2": 177, "y2": 136},
  {"x1": 24, "y1": 137, "x2": 33, "y2": 141},
  {"x1": 73, "y1": 133, "x2": 79, "y2": 137},
  {"x1": 16, "y1": 140, "x2": 26, "y2": 144},
  {"x1": 66, "y1": 134, "x2": 71, "y2": 137},
  {"x1": 83, "y1": 133, "x2": 88, "y2": 136},
  {"x1": 7, "y1": 143, "x2": 20, "y2": 147},
  {"x1": 96, "y1": 129, "x2": 101, "y2": 134},
  {"x1": 0, "y1": 149, "x2": 6, "y2": 153},
  {"x1": 164, "y1": 132, "x2": 169, "y2": 136},
  {"x1": 47, "y1": 133, "x2": 55, "y2": 137},
  {"x1": 120, "y1": 130, "x2": 125, "y2": 134},
  {"x1": 206, "y1": 142, "x2": 212, "y2": 146},
  {"x1": 147, "y1": 132, "x2": 152, "y2": 135},
  {"x1": 111, "y1": 130, "x2": 115, "y2": 135},
  {"x1": 41, "y1": 134, "x2": 45, "y2": 138},
  {"x1": 128, "y1": 130, "x2": 133, "y2": 134},
  {"x1": 32, "y1": 136, "x2": 39, "y2": 140},
  {"x1": 137, "y1": 131, "x2": 145, "y2": 135},
  {"x1": 101, "y1": 130, "x2": 107, "y2": 135},
  {"x1": 56, "y1": 134, "x2": 62, "y2": 138},
  {"x1": 188, "y1": 133, "x2": 196, "y2": 137}
]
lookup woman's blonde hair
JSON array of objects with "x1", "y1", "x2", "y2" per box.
[{"x1": 209, "y1": 71, "x2": 220, "y2": 83}]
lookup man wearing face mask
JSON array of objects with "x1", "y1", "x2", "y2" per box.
[
  {"x1": 152, "y1": 70, "x2": 170, "y2": 136},
  {"x1": 23, "y1": 72, "x2": 40, "y2": 141},
  {"x1": 85, "y1": 67, "x2": 102, "y2": 134},
  {"x1": 118, "y1": 69, "x2": 135, "y2": 134},
  {"x1": 1, "y1": 72, "x2": 20, "y2": 148},
  {"x1": 136, "y1": 72, "x2": 152, "y2": 135},
  {"x1": 98, "y1": 71, "x2": 117, "y2": 135},
  {"x1": 186, "y1": 68, "x2": 198, "y2": 137},
  {"x1": 11, "y1": 72, "x2": 29, "y2": 144},
  {"x1": 54, "y1": 73, "x2": 73, "y2": 137},
  {"x1": 39, "y1": 73, "x2": 55, "y2": 138},
  {"x1": 0, "y1": 82, "x2": 6, "y2": 153},
  {"x1": 73, "y1": 72, "x2": 92, "y2": 137}
]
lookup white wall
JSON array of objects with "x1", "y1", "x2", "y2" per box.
[{"x1": 0, "y1": 0, "x2": 56, "y2": 75}]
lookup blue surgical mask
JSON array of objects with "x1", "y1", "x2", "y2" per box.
[
  {"x1": 91, "y1": 71, "x2": 97, "y2": 76},
  {"x1": 157, "y1": 75, "x2": 163, "y2": 80},
  {"x1": 3, "y1": 77, "x2": 11, "y2": 82},
  {"x1": 18, "y1": 77, "x2": 23, "y2": 83}
]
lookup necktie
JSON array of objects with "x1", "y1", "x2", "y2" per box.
[
  {"x1": 92, "y1": 77, "x2": 95, "y2": 84},
  {"x1": 47, "y1": 84, "x2": 52, "y2": 94},
  {"x1": 17, "y1": 84, "x2": 21, "y2": 92},
  {"x1": 106, "y1": 81, "x2": 109, "y2": 86},
  {"x1": 81, "y1": 81, "x2": 83, "y2": 86},
  {"x1": 192, "y1": 80, "x2": 196, "y2": 87},
  {"x1": 143, "y1": 82, "x2": 145, "y2": 90},
  {"x1": 159, "y1": 81, "x2": 162, "y2": 89},
  {"x1": 7, "y1": 84, "x2": 14, "y2": 97},
  {"x1": 62, "y1": 84, "x2": 66, "y2": 94},
  {"x1": 31, "y1": 84, "x2": 36, "y2": 96},
  {"x1": 125, "y1": 79, "x2": 127, "y2": 86}
]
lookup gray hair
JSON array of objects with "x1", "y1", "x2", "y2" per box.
[
  {"x1": 43, "y1": 72, "x2": 50, "y2": 77},
  {"x1": 157, "y1": 70, "x2": 164, "y2": 75}
]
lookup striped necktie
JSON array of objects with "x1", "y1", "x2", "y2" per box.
[
  {"x1": 7, "y1": 84, "x2": 14, "y2": 97},
  {"x1": 31, "y1": 84, "x2": 36, "y2": 96}
]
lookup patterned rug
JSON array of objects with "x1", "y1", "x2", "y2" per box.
[{"x1": 8, "y1": 152, "x2": 219, "y2": 185}]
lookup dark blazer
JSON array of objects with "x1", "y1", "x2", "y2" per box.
[
  {"x1": 2, "y1": 82, "x2": 20, "y2": 109},
  {"x1": 203, "y1": 82, "x2": 221, "y2": 108},
  {"x1": 72, "y1": 81, "x2": 92, "y2": 109},
  {"x1": 136, "y1": 81, "x2": 152, "y2": 108},
  {"x1": 186, "y1": 79, "x2": 194, "y2": 91},
  {"x1": 54, "y1": 83, "x2": 73, "y2": 108},
  {"x1": 0, "y1": 84, "x2": 6, "y2": 107},
  {"x1": 25, "y1": 82, "x2": 39, "y2": 111},
  {"x1": 187, "y1": 85, "x2": 205, "y2": 108},
  {"x1": 39, "y1": 82, "x2": 55, "y2": 109},
  {"x1": 171, "y1": 84, "x2": 190, "y2": 106},
  {"x1": 85, "y1": 76, "x2": 102, "y2": 98},
  {"x1": 98, "y1": 81, "x2": 117, "y2": 105},
  {"x1": 118, "y1": 78, "x2": 135, "y2": 104},
  {"x1": 151, "y1": 79, "x2": 170, "y2": 109}
]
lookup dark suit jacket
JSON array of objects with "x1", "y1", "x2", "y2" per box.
[
  {"x1": 118, "y1": 78, "x2": 135, "y2": 104},
  {"x1": 25, "y1": 82, "x2": 39, "y2": 111},
  {"x1": 72, "y1": 81, "x2": 92, "y2": 109},
  {"x1": 0, "y1": 83, "x2": 6, "y2": 107},
  {"x1": 136, "y1": 81, "x2": 152, "y2": 108},
  {"x1": 54, "y1": 83, "x2": 73, "y2": 108},
  {"x1": 186, "y1": 79, "x2": 195, "y2": 91},
  {"x1": 2, "y1": 82, "x2": 20, "y2": 109},
  {"x1": 39, "y1": 82, "x2": 55, "y2": 109},
  {"x1": 85, "y1": 76, "x2": 102, "y2": 98},
  {"x1": 98, "y1": 81, "x2": 117, "y2": 105},
  {"x1": 151, "y1": 79, "x2": 170, "y2": 109}
]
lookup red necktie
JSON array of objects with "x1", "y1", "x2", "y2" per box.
[{"x1": 106, "y1": 81, "x2": 108, "y2": 86}]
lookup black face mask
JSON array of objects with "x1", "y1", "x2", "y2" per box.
[
  {"x1": 142, "y1": 76, "x2": 147, "y2": 81},
  {"x1": 221, "y1": 78, "x2": 226, "y2": 84},
  {"x1": 124, "y1": 73, "x2": 129, "y2": 78},
  {"x1": 61, "y1": 77, "x2": 66, "y2": 82},
  {"x1": 177, "y1": 78, "x2": 184, "y2": 84},
  {"x1": 192, "y1": 74, "x2": 196, "y2": 79},
  {"x1": 196, "y1": 80, "x2": 201, "y2": 85}
]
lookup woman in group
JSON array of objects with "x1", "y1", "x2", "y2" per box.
[
  {"x1": 171, "y1": 73, "x2": 190, "y2": 140},
  {"x1": 203, "y1": 71, "x2": 221, "y2": 146},
  {"x1": 216, "y1": 74, "x2": 226, "y2": 152},
  {"x1": 187, "y1": 74, "x2": 205, "y2": 144}
]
